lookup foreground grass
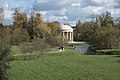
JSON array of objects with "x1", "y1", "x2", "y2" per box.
[{"x1": 9, "y1": 49, "x2": 120, "y2": 80}]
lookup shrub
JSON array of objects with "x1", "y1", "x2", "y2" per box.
[
  {"x1": 97, "y1": 49, "x2": 120, "y2": 55},
  {"x1": 11, "y1": 28, "x2": 29, "y2": 45},
  {"x1": 0, "y1": 40, "x2": 10, "y2": 80},
  {"x1": 19, "y1": 38, "x2": 50, "y2": 60},
  {"x1": 32, "y1": 38, "x2": 50, "y2": 57}
]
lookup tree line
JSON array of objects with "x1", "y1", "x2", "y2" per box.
[
  {"x1": 74, "y1": 11, "x2": 120, "y2": 50},
  {"x1": 0, "y1": 8, "x2": 62, "y2": 46}
]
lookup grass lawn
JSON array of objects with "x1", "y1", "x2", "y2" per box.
[
  {"x1": 11, "y1": 46, "x2": 23, "y2": 55},
  {"x1": 9, "y1": 49, "x2": 120, "y2": 80}
]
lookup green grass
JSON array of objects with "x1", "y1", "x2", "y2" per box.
[
  {"x1": 11, "y1": 46, "x2": 23, "y2": 55},
  {"x1": 9, "y1": 49, "x2": 120, "y2": 80}
]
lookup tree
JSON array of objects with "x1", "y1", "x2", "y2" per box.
[
  {"x1": 74, "y1": 19, "x2": 82, "y2": 41},
  {"x1": 13, "y1": 8, "x2": 27, "y2": 28},
  {"x1": 27, "y1": 12, "x2": 50, "y2": 41},
  {"x1": 0, "y1": 23, "x2": 4, "y2": 28},
  {"x1": 47, "y1": 21, "x2": 60, "y2": 36},
  {"x1": 0, "y1": 26, "x2": 12, "y2": 45},
  {"x1": 96, "y1": 14, "x2": 101, "y2": 27},
  {"x1": 79, "y1": 12, "x2": 118, "y2": 50},
  {"x1": 11, "y1": 27, "x2": 29, "y2": 45},
  {"x1": 76, "y1": 19, "x2": 81, "y2": 27},
  {"x1": 0, "y1": 40, "x2": 10, "y2": 80},
  {"x1": 101, "y1": 11, "x2": 114, "y2": 27},
  {"x1": 46, "y1": 35, "x2": 63, "y2": 46},
  {"x1": 46, "y1": 21, "x2": 62, "y2": 46}
]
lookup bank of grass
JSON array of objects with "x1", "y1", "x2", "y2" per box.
[
  {"x1": 97, "y1": 49, "x2": 120, "y2": 55},
  {"x1": 9, "y1": 49, "x2": 120, "y2": 80}
]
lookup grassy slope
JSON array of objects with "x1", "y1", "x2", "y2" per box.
[{"x1": 9, "y1": 49, "x2": 120, "y2": 80}]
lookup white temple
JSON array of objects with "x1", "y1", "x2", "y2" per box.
[{"x1": 59, "y1": 24, "x2": 74, "y2": 42}]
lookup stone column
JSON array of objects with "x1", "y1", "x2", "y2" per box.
[
  {"x1": 62, "y1": 32, "x2": 64, "y2": 37},
  {"x1": 67, "y1": 32, "x2": 68, "y2": 41},
  {"x1": 62, "y1": 32, "x2": 64, "y2": 41},
  {"x1": 71, "y1": 32, "x2": 73, "y2": 41},
  {"x1": 70, "y1": 32, "x2": 71, "y2": 41}
]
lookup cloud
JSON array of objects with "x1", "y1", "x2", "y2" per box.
[
  {"x1": 1, "y1": 0, "x2": 120, "y2": 25},
  {"x1": 4, "y1": 9, "x2": 13, "y2": 24},
  {"x1": 34, "y1": 0, "x2": 120, "y2": 25},
  {"x1": 40, "y1": 8, "x2": 68, "y2": 22},
  {"x1": 4, "y1": 10, "x2": 13, "y2": 19},
  {"x1": 80, "y1": 0, "x2": 117, "y2": 7},
  {"x1": 71, "y1": 3, "x2": 80, "y2": 7},
  {"x1": 35, "y1": 0, "x2": 80, "y2": 11}
]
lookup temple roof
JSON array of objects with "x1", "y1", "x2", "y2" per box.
[{"x1": 59, "y1": 24, "x2": 73, "y2": 32}]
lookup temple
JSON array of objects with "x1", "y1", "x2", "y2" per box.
[{"x1": 59, "y1": 24, "x2": 74, "y2": 42}]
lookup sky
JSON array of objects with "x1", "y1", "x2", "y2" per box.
[{"x1": 0, "y1": 0, "x2": 120, "y2": 25}]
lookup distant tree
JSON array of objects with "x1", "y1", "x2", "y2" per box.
[
  {"x1": 80, "y1": 22, "x2": 95, "y2": 42},
  {"x1": 46, "y1": 21, "x2": 62, "y2": 46},
  {"x1": 115, "y1": 18, "x2": 120, "y2": 29},
  {"x1": 74, "y1": 19, "x2": 82, "y2": 41},
  {"x1": 79, "y1": 12, "x2": 118, "y2": 49},
  {"x1": 96, "y1": 14, "x2": 101, "y2": 27},
  {"x1": 76, "y1": 19, "x2": 81, "y2": 27},
  {"x1": 101, "y1": 11, "x2": 114, "y2": 27},
  {"x1": 47, "y1": 21, "x2": 60, "y2": 36},
  {"x1": 46, "y1": 35, "x2": 63, "y2": 46}
]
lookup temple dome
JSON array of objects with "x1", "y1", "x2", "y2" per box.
[{"x1": 59, "y1": 24, "x2": 73, "y2": 32}]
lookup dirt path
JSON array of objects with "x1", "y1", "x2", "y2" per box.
[{"x1": 13, "y1": 50, "x2": 65, "y2": 57}]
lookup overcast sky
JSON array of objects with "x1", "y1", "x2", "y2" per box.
[{"x1": 0, "y1": 0, "x2": 120, "y2": 25}]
